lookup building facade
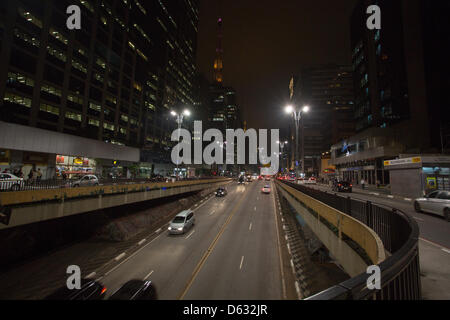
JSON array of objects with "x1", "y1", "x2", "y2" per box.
[
  {"x1": 289, "y1": 65, "x2": 355, "y2": 176},
  {"x1": 0, "y1": 0, "x2": 200, "y2": 178},
  {"x1": 331, "y1": 0, "x2": 450, "y2": 188}
]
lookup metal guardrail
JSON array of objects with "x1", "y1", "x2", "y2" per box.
[
  {"x1": 0, "y1": 176, "x2": 222, "y2": 192},
  {"x1": 0, "y1": 177, "x2": 230, "y2": 207},
  {"x1": 280, "y1": 181, "x2": 421, "y2": 300}
]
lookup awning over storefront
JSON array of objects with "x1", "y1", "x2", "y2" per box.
[{"x1": 0, "y1": 121, "x2": 139, "y2": 162}]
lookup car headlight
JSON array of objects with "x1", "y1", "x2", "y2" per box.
[
  {"x1": 177, "y1": 227, "x2": 183, "y2": 231},
  {"x1": 168, "y1": 227, "x2": 172, "y2": 230}
]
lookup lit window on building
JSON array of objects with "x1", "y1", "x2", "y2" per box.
[
  {"x1": 49, "y1": 28, "x2": 68, "y2": 45},
  {"x1": 47, "y1": 45, "x2": 67, "y2": 62},
  {"x1": 13, "y1": 28, "x2": 40, "y2": 47},
  {"x1": 88, "y1": 118, "x2": 100, "y2": 127},
  {"x1": 7, "y1": 71, "x2": 35, "y2": 87},
  {"x1": 65, "y1": 111, "x2": 82, "y2": 122},
  {"x1": 18, "y1": 8, "x2": 43, "y2": 28},
  {"x1": 4, "y1": 92, "x2": 32, "y2": 107},
  {"x1": 41, "y1": 84, "x2": 62, "y2": 97},
  {"x1": 40, "y1": 103, "x2": 59, "y2": 115}
]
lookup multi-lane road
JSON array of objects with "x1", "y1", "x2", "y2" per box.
[{"x1": 96, "y1": 179, "x2": 286, "y2": 300}]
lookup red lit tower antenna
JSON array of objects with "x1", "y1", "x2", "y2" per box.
[{"x1": 213, "y1": 14, "x2": 224, "y2": 84}]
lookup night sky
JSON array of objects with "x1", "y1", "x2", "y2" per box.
[{"x1": 196, "y1": 0, "x2": 358, "y2": 133}]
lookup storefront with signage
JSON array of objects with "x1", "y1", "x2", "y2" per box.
[
  {"x1": 56, "y1": 155, "x2": 96, "y2": 179},
  {"x1": 385, "y1": 155, "x2": 450, "y2": 198}
]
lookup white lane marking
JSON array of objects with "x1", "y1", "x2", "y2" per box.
[
  {"x1": 114, "y1": 253, "x2": 126, "y2": 261},
  {"x1": 103, "y1": 233, "x2": 163, "y2": 277},
  {"x1": 387, "y1": 195, "x2": 394, "y2": 199},
  {"x1": 413, "y1": 217, "x2": 424, "y2": 222},
  {"x1": 155, "y1": 228, "x2": 162, "y2": 233},
  {"x1": 404, "y1": 198, "x2": 412, "y2": 201},
  {"x1": 419, "y1": 237, "x2": 450, "y2": 250},
  {"x1": 86, "y1": 272, "x2": 96, "y2": 279},
  {"x1": 143, "y1": 270, "x2": 154, "y2": 280},
  {"x1": 370, "y1": 192, "x2": 380, "y2": 196},
  {"x1": 191, "y1": 193, "x2": 216, "y2": 212},
  {"x1": 209, "y1": 209, "x2": 216, "y2": 216},
  {"x1": 186, "y1": 230, "x2": 195, "y2": 239},
  {"x1": 257, "y1": 197, "x2": 259, "y2": 200},
  {"x1": 442, "y1": 249, "x2": 450, "y2": 254},
  {"x1": 249, "y1": 223, "x2": 252, "y2": 231},
  {"x1": 254, "y1": 206, "x2": 257, "y2": 211},
  {"x1": 138, "y1": 239, "x2": 147, "y2": 245},
  {"x1": 239, "y1": 256, "x2": 245, "y2": 270}
]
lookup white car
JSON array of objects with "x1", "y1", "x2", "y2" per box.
[
  {"x1": 261, "y1": 184, "x2": 271, "y2": 194},
  {"x1": 70, "y1": 175, "x2": 99, "y2": 187},
  {"x1": 414, "y1": 190, "x2": 450, "y2": 221},
  {"x1": 0, "y1": 173, "x2": 24, "y2": 191}
]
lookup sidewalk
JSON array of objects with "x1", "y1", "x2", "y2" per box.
[{"x1": 318, "y1": 182, "x2": 415, "y2": 203}]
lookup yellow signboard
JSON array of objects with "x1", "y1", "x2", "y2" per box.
[
  {"x1": 426, "y1": 177, "x2": 437, "y2": 189},
  {"x1": 384, "y1": 157, "x2": 422, "y2": 167}
]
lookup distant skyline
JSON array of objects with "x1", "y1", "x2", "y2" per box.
[{"x1": 196, "y1": 0, "x2": 358, "y2": 134}]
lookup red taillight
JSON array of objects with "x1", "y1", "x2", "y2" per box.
[
  {"x1": 338, "y1": 184, "x2": 342, "y2": 187},
  {"x1": 100, "y1": 287, "x2": 107, "y2": 295},
  {"x1": 350, "y1": 184, "x2": 352, "y2": 187}
]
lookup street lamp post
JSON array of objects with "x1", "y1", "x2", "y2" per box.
[
  {"x1": 277, "y1": 140, "x2": 288, "y2": 173},
  {"x1": 171, "y1": 109, "x2": 190, "y2": 176},
  {"x1": 285, "y1": 105, "x2": 309, "y2": 177}
]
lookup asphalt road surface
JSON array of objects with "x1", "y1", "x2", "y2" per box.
[
  {"x1": 98, "y1": 180, "x2": 284, "y2": 300},
  {"x1": 304, "y1": 183, "x2": 450, "y2": 248}
]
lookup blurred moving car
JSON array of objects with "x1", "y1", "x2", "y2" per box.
[
  {"x1": 238, "y1": 175, "x2": 246, "y2": 184},
  {"x1": 332, "y1": 181, "x2": 352, "y2": 193},
  {"x1": 71, "y1": 174, "x2": 99, "y2": 187},
  {"x1": 261, "y1": 184, "x2": 271, "y2": 194},
  {"x1": 109, "y1": 280, "x2": 158, "y2": 300},
  {"x1": 264, "y1": 176, "x2": 271, "y2": 181},
  {"x1": 304, "y1": 177, "x2": 317, "y2": 184},
  {"x1": 414, "y1": 190, "x2": 450, "y2": 221},
  {"x1": 44, "y1": 279, "x2": 107, "y2": 300},
  {"x1": 215, "y1": 187, "x2": 227, "y2": 197},
  {"x1": 0, "y1": 173, "x2": 24, "y2": 191},
  {"x1": 168, "y1": 209, "x2": 195, "y2": 234}
]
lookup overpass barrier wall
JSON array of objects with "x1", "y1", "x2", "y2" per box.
[
  {"x1": 276, "y1": 181, "x2": 385, "y2": 278},
  {"x1": 277, "y1": 180, "x2": 421, "y2": 300},
  {"x1": 0, "y1": 178, "x2": 231, "y2": 230}
]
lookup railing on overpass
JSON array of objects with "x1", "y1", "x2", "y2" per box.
[
  {"x1": 279, "y1": 180, "x2": 421, "y2": 300},
  {"x1": 0, "y1": 177, "x2": 229, "y2": 207},
  {"x1": 0, "y1": 176, "x2": 222, "y2": 192}
]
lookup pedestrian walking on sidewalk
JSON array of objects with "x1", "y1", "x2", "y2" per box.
[{"x1": 361, "y1": 178, "x2": 365, "y2": 190}]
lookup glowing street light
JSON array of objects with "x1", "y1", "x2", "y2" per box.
[{"x1": 284, "y1": 104, "x2": 311, "y2": 176}]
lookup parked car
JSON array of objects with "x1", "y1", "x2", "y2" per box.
[
  {"x1": 215, "y1": 187, "x2": 227, "y2": 197},
  {"x1": 261, "y1": 184, "x2": 271, "y2": 194},
  {"x1": 168, "y1": 209, "x2": 195, "y2": 234},
  {"x1": 0, "y1": 173, "x2": 24, "y2": 191},
  {"x1": 332, "y1": 181, "x2": 352, "y2": 192},
  {"x1": 109, "y1": 280, "x2": 158, "y2": 300},
  {"x1": 71, "y1": 175, "x2": 99, "y2": 187},
  {"x1": 44, "y1": 279, "x2": 107, "y2": 300},
  {"x1": 414, "y1": 190, "x2": 450, "y2": 221}
]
